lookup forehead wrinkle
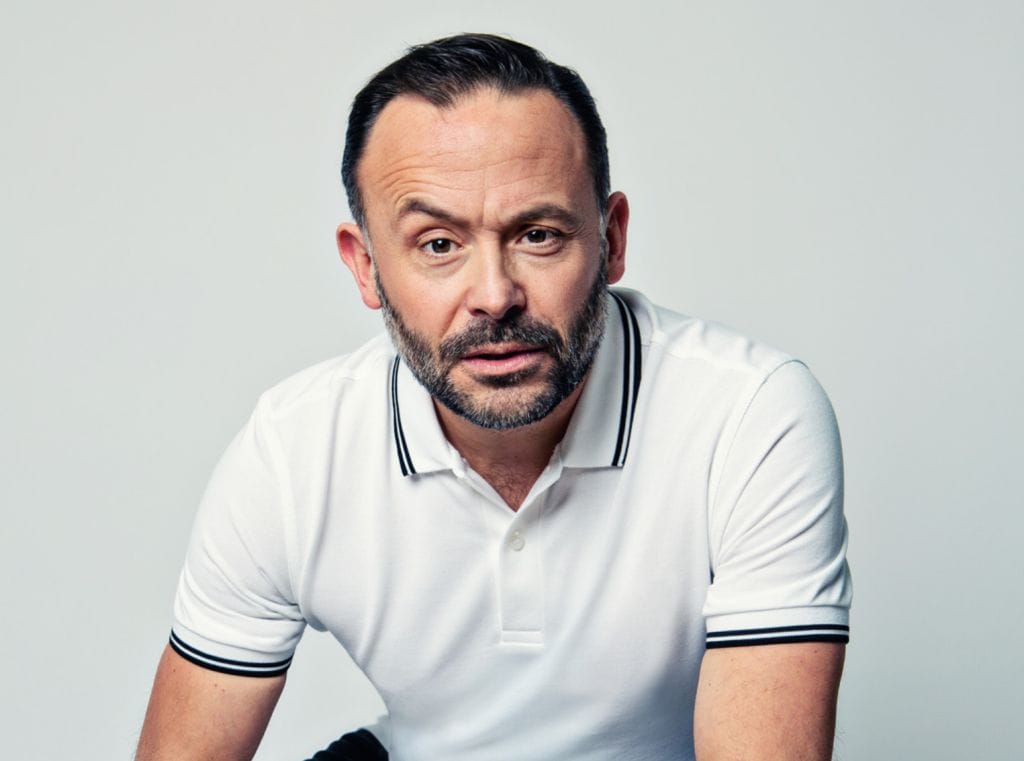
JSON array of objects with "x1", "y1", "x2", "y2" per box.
[
  {"x1": 360, "y1": 88, "x2": 594, "y2": 234},
  {"x1": 380, "y1": 151, "x2": 580, "y2": 223},
  {"x1": 370, "y1": 94, "x2": 584, "y2": 179},
  {"x1": 377, "y1": 160, "x2": 483, "y2": 196}
]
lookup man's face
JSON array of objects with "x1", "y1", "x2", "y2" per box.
[
  {"x1": 345, "y1": 87, "x2": 625, "y2": 429},
  {"x1": 375, "y1": 252, "x2": 607, "y2": 429}
]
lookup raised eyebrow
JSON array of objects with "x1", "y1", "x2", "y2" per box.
[
  {"x1": 396, "y1": 199, "x2": 466, "y2": 228},
  {"x1": 396, "y1": 200, "x2": 583, "y2": 232},
  {"x1": 507, "y1": 205, "x2": 584, "y2": 231}
]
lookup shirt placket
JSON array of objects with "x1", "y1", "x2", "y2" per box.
[{"x1": 453, "y1": 454, "x2": 561, "y2": 647}]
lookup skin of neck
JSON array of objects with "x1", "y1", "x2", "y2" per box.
[{"x1": 433, "y1": 377, "x2": 589, "y2": 508}]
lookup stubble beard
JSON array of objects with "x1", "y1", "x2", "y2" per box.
[{"x1": 375, "y1": 259, "x2": 609, "y2": 431}]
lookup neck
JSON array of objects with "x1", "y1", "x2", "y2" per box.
[{"x1": 434, "y1": 380, "x2": 587, "y2": 510}]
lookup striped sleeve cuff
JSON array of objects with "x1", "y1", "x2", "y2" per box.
[
  {"x1": 706, "y1": 623, "x2": 849, "y2": 649},
  {"x1": 169, "y1": 629, "x2": 293, "y2": 677}
]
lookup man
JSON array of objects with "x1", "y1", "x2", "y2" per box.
[{"x1": 137, "y1": 34, "x2": 851, "y2": 761}]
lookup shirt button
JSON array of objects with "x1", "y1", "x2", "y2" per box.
[{"x1": 509, "y1": 531, "x2": 525, "y2": 551}]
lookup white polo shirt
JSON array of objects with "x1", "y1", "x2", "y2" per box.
[{"x1": 171, "y1": 288, "x2": 851, "y2": 761}]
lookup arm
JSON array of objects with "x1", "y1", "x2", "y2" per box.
[
  {"x1": 139, "y1": 399, "x2": 305, "y2": 758},
  {"x1": 693, "y1": 642, "x2": 845, "y2": 761},
  {"x1": 698, "y1": 360, "x2": 851, "y2": 759},
  {"x1": 136, "y1": 644, "x2": 285, "y2": 761}
]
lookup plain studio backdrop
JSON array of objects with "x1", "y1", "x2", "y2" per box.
[{"x1": 2, "y1": 1, "x2": 1021, "y2": 759}]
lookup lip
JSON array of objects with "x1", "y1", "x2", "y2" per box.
[{"x1": 458, "y1": 344, "x2": 547, "y2": 374}]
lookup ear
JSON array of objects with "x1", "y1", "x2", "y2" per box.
[
  {"x1": 602, "y1": 191, "x2": 629, "y2": 284},
  {"x1": 336, "y1": 223, "x2": 382, "y2": 310}
]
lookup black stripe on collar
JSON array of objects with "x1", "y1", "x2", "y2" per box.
[
  {"x1": 390, "y1": 294, "x2": 641, "y2": 475},
  {"x1": 390, "y1": 356, "x2": 416, "y2": 476},
  {"x1": 610, "y1": 292, "x2": 642, "y2": 467}
]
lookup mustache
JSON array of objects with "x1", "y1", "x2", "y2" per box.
[{"x1": 437, "y1": 316, "x2": 565, "y2": 364}]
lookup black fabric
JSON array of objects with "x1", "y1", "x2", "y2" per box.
[{"x1": 305, "y1": 728, "x2": 389, "y2": 761}]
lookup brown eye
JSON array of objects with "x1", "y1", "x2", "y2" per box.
[
  {"x1": 424, "y1": 238, "x2": 454, "y2": 255},
  {"x1": 519, "y1": 228, "x2": 563, "y2": 251}
]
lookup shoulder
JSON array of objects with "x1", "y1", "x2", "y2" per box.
[
  {"x1": 614, "y1": 288, "x2": 794, "y2": 377},
  {"x1": 615, "y1": 290, "x2": 840, "y2": 491},
  {"x1": 615, "y1": 288, "x2": 805, "y2": 399}
]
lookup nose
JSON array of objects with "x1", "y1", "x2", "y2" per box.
[{"x1": 464, "y1": 244, "x2": 526, "y2": 321}]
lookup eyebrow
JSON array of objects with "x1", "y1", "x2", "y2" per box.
[
  {"x1": 397, "y1": 199, "x2": 465, "y2": 227},
  {"x1": 507, "y1": 204, "x2": 584, "y2": 231},
  {"x1": 396, "y1": 199, "x2": 584, "y2": 232}
]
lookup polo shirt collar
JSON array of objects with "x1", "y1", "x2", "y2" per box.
[
  {"x1": 389, "y1": 289, "x2": 643, "y2": 477},
  {"x1": 389, "y1": 350, "x2": 452, "y2": 476},
  {"x1": 559, "y1": 290, "x2": 643, "y2": 468}
]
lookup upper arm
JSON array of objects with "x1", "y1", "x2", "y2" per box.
[
  {"x1": 694, "y1": 642, "x2": 845, "y2": 761},
  {"x1": 136, "y1": 644, "x2": 286, "y2": 761},
  {"x1": 140, "y1": 400, "x2": 305, "y2": 757},
  {"x1": 173, "y1": 397, "x2": 306, "y2": 675},
  {"x1": 704, "y1": 360, "x2": 852, "y2": 647},
  {"x1": 696, "y1": 361, "x2": 851, "y2": 758}
]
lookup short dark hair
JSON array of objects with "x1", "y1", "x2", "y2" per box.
[{"x1": 341, "y1": 33, "x2": 610, "y2": 228}]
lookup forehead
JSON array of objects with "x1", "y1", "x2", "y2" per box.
[{"x1": 357, "y1": 88, "x2": 591, "y2": 223}]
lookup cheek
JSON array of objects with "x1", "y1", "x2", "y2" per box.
[
  {"x1": 533, "y1": 260, "x2": 602, "y2": 322},
  {"x1": 379, "y1": 269, "x2": 462, "y2": 337}
]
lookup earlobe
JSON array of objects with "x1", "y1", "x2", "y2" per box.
[
  {"x1": 336, "y1": 223, "x2": 382, "y2": 310},
  {"x1": 603, "y1": 192, "x2": 629, "y2": 285}
]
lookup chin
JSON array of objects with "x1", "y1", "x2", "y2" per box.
[{"x1": 444, "y1": 379, "x2": 570, "y2": 431}]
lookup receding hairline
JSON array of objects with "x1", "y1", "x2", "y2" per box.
[
  {"x1": 341, "y1": 34, "x2": 611, "y2": 228},
  {"x1": 353, "y1": 85, "x2": 594, "y2": 219},
  {"x1": 359, "y1": 84, "x2": 585, "y2": 150}
]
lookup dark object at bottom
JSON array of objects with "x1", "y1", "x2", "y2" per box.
[{"x1": 305, "y1": 728, "x2": 389, "y2": 761}]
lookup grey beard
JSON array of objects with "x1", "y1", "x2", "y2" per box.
[{"x1": 375, "y1": 261, "x2": 608, "y2": 430}]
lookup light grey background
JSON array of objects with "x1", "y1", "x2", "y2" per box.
[{"x1": 2, "y1": 1, "x2": 1021, "y2": 759}]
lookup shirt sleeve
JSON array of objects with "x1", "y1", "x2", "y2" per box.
[
  {"x1": 170, "y1": 396, "x2": 306, "y2": 676},
  {"x1": 703, "y1": 359, "x2": 852, "y2": 648}
]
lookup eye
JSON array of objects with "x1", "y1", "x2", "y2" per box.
[
  {"x1": 421, "y1": 237, "x2": 455, "y2": 256},
  {"x1": 519, "y1": 228, "x2": 563, "y2": 249}
]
